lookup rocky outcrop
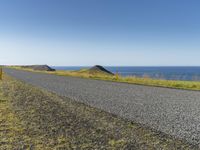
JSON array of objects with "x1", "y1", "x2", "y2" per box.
[
  {"x1": 21, "y1": 65, "x2": 55, "y2": 71},
  {"x1": 89, "y1": 65, "x2": 114, "y2": 75}
]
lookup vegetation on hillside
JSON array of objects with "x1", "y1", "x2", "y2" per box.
[
  {"x1": 8, "y1": 66, "x2": 200, "y2": 91},
  {"x1": 0, "y1": 75, "x2": 197, "y2": 149}
]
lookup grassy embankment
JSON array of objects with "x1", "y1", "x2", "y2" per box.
[
  {"x1": 0, "y1": 73, "x2": 197, "y2": 149},
  {"x1": 9, "y1": 66, "x2": 200, "y2": 91}
]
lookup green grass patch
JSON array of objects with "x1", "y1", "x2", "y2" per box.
[
  {"x1": 8, "y1": 66, "x2": 200, "y2": 91},
  {"x1": 0, "y1": 74, "x2": 197, "y2": 149}
]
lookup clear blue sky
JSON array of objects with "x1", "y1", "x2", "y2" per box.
[{"x1": 0, "y1": 0, "x2": 200, "y2": 66}]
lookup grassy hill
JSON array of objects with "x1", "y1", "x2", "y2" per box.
[{"x1": 7, "y1": 65, "x2": 200, "y2": 91}]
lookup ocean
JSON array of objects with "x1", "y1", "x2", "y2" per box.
[{"x1": 52, "y1": 66, "x2": 200, "y2": 81}]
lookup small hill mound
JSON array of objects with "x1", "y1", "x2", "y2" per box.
[
  {"x1": 88, "y1": 65, "x2": 114, "y2": 75},
  {"x1": 21, "y1": 65, "x2": 56, "y2": 71}
]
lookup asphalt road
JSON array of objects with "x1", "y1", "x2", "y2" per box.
[{"x1": 4, "y1": 68, "x2": 200, "y2": 145}]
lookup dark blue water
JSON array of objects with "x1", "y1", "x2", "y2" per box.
[{"x1": 52, "y1": 66, "x2": 200, "y2": 81}]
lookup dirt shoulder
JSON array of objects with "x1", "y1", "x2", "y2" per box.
[{"x1": 0, "y1": 75, "x2": 198, "y2": 149}]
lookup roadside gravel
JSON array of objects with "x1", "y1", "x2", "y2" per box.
[{"x1": 4, "y1": 68, "x2": 200, "y2": 146}]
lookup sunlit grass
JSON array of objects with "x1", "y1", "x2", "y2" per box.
[
  {"x1": 7, "y1": 66, "x2": 200, "y2": 91},
  {"x1": 1, "y1": 73, "x2": 194, "y2": 149}
]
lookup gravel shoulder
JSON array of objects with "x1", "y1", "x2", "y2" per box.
[
  {"x1": 4, "y1": 68, "x2": 200, "y2": 146},
  {"x1": 1, "y1": 75, "x2": 197, "y2": 149}
]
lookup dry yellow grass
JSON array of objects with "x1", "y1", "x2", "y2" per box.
[
  {"x1": 0, "y1": 68, "x2": 2, "y2": 80},
  {"x1": 8, "y1": 66, "x2": 200, "y2": 91},
  {"x1": 0, "y1": 74, "x2": 197, "y2": 149}
]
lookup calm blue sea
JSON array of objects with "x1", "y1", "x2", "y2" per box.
[{"x1": 52, "y1": 66, "x2": 200, "y2": 81}]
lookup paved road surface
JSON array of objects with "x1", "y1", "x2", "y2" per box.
[{"x1": 4, "y1": 68, "x2": 200, "y2": 145}]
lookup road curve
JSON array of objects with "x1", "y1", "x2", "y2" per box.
[{"x1": 4, "y1": 68, "x2": 200, "y2": 145}]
